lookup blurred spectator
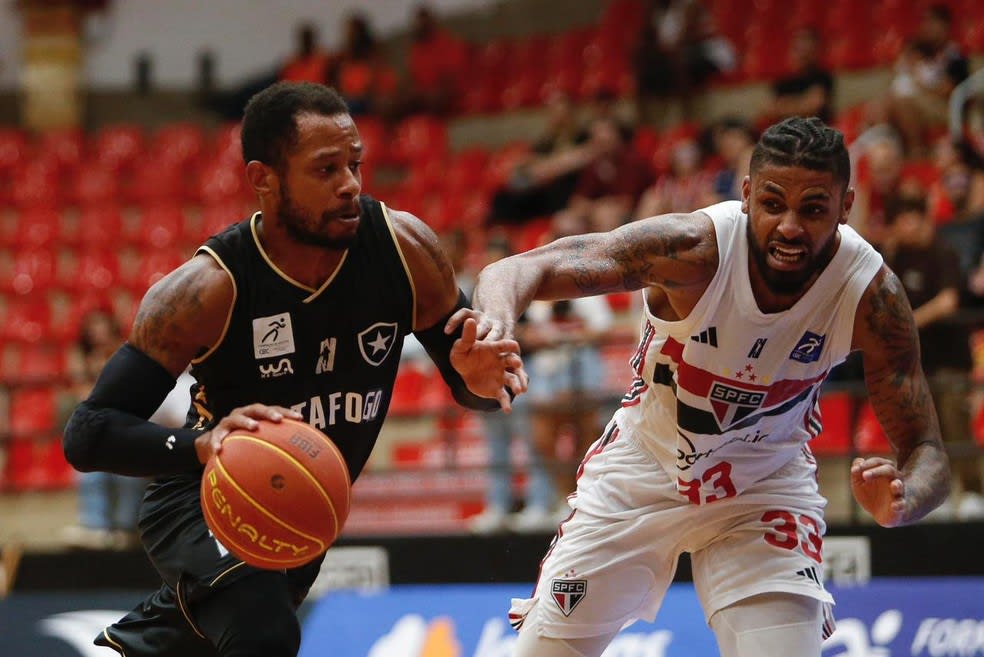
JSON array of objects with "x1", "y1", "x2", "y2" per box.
[
  {"x1": 635, "y1": 135, "x2": 716, "y2": 217},
  {"x1": 519, "y1": 215, "x2": 615, "y2": 521},
  {"x1": 203, "y1": 20, "x2": 329, "y2": 120},
  {"x1": 879, "y1": 5, "x2": 970, "y2": 157},
  {"x1": 555, "y1": 115, "x2": 653, "y2": 233},
  {"x1": 708, "y1": 117, "x2": 755, "y2": 202},
  {"x1": 486, "y1": 92, "x2": 594, "y2": 227},
  {"x1": 327, "y1": 13, "x2": 398, "y2": 117},
  {"x1": 882, "y1": 195, "x2": 983, "y2": 519},
  {"x1": 849, "y1": 127, "x2": 916, "y2": 249},
  {"x1": 400, "y1": 4, "x2": 469, "y2": 117},
  {"x1": 468, "y1": 237, "x2": 557, "y2": 535},
  {"x1": 759, "y1": 28, "x2": 834, "y2": 125},
  {"x1": 929, "y1": 138, "x2": 984, "y2": 272},
  {"x1": 929, "y1": 137, "x2": 984, "y2": 225},
  {"x1": 59, "y1": 309, "x2": 194, "y2": 550},
  {"x1": 279, "y1": 22, "x2": 332, "y2": 84},
  {"x1": 633, "y1": 0, "x2": 737, "y2": 114}
]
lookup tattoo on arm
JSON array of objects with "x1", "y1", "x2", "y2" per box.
[
  {"x1": 861, "y1": 269, "x2": 949, "y2": 518},
  {"x1": 543, "y1": 215, "x2": 708, "y2": 294}
]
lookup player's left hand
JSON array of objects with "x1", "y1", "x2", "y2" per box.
[
  {"x1": 851, "y1": 457, "x2": 907, "y2": 527},
  {"x1": 450, "y1": 317, "x2": 527, "y2": 412}
]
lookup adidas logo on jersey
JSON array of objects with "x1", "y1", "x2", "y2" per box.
[
  {"x1": 796, "y1": 566, "x2": 821, "y2": 586},
  {"x1": 690, "y1": 326, "x2": 718, "y2": 347}
]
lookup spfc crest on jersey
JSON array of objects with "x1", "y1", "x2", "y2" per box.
[
  {"x1": 358, "y1": 322, "x2": 398, "y2": 366},
  {"x1": 708, "y1": 381, "x2": 765, "y2": 430},
  {"x1": 551, "y1": 578, "x2": 587, "y2": 617}
]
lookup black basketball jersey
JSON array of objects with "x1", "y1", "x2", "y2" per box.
[{"x1": 188, "y1": 195, "x2": 413, "y2": 480}]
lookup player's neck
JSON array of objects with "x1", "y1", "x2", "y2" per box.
[{"x1": 255, "y1": 218, "x2": 347, "y2": 289}]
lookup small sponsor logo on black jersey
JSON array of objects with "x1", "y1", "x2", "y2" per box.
[
  {"x1": 253, "y1": 312, "x2": 295, "y2": 359},
  {"x1": 259, "y1": 358, "x2": 294, "y2": 379}
]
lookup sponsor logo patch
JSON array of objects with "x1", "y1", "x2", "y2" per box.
[
  {"x1": 259, "y1": 358, "x2": 294, "y2": 379},
  {"x1": 790, "y1": 331, "x2": 825, "y2": 363},
  {"x1": 253, "y1": 313, "x2": 295, "y2": 359}
]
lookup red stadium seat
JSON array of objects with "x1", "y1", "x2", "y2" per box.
[
  {"x1": 11, "y1": 206, "x2": 60, "y2": 250},
  {"x1": 212, "y1": 122, "x2": 243, "y2": 164},
  {"x1": 132, "y1": 203, "x2": 187, "y2": 249},
  {"x1": 389, "y1": 365, "x2": 429, "y2": 416},
  {"x1": 74, "y1": 251, "x2": 120, "y2": 292},
  {"x1": 126, "y1": 248, "x2": 186, "y2": 294},
  {"x1": 3, "y1": 435, "x2": 74, "y2": 492},
  {"x1": 194, "y1": 159, "x2": 246, "y2": 205},
  {"x1": 10, "y1": 162, "x2": 62, "y2": 209},
  {"x1": 445, "y1": 148, "x2": 491, "y2": 195},
  {"x1": 151, "y1": 123, "x2": 206, "y2": 169},
  {"x1": 854, "y1": 400, "x2": 891, "y2": 454},
  {"x1": 0, "y1": 299, "x2": 50, "y2": 344},
  {"x1": 127, "y1": 160, "x2": 186, "y2": 205},
  {"x1": 200, "y1": 201, "x2": 247, "y2": 240},
  {"x1": 810, "y1": 392, "x2": 855, "y2": 456},
  {"x1": 390, "y1": 115, "x2": 449, "y2": 166},
  {"x1": 36, "y1": 128, "x2": 84, "y2": 173},
  {"x1": 0, "y1": 343, "x2": 67, "y2": 385},
  {"x1": 10, "y1": 249, "x2": 56, "y2": 296},
  {"x1": 69, "y1": 166, "x2": 120, "y2": 207},
  {"x1": 354, "y1": 115, "x2": 389, "y2": 166},
  {"x1": 73, "y1": 205, "x2": 125, "y2": 251},
  {"x1": 91, "y1": 124, "x2": 145, "y2": 173},
  {"x1": 485, "y1": 141, "x2": 531, "y2": 192}
]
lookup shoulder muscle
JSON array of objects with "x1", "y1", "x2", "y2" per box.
[
  {"x1": 389, "y1": 208, "x2": 459, "y2": 330},
  {"x1": 129, "y1": 253, "x2": 235, "y2": 376}
]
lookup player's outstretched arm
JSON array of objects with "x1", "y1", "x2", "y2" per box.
[
  {"x1": 391, "y1": 208, "x2": 526, "y2": 411},
  {"x1": 63, "y1": 255, "x2": 288, "y2": 475},
  {"x1": 852, "y1": 266, "x2": 951, "y2": 526},
  {"x1": 450, "y1": 211, "x2": 717, "y2": 342}
]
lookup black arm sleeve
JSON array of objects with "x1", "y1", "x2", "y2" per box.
[
  {"x1": 413, "y1": 289, "x2": 502, "y2": 412},
  {"x1": 63, "y1": 343, "x2": 203, "y2": 476}
]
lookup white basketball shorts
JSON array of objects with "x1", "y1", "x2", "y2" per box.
[{"x1": 509, "y1": 419, "x2": 835, "y2": 640}]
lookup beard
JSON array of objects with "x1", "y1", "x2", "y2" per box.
[
  {"x1": 279, "y1": 186, "x2": 360, "y2": 250},
  {"x1": 746, "y1": 218, "x2": 836, "y2": 297}
]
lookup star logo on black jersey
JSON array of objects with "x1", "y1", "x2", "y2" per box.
[{"x1": 358, "y1": 322, "x2": 399, "y2": 366}]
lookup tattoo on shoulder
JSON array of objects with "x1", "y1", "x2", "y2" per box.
[{"x1": 130, "y1": 263, "x2": 215, "y2": 354}]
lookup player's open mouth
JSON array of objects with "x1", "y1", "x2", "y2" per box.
[{"x1": 768, "y1": 244, "x2": 807, "y2": 266}]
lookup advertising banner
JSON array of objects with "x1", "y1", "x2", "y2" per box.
[{"x1": 1, "y1": 578, "x2": 982, "y2": 656}]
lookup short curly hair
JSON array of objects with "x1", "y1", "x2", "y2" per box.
[
  {"x1": 750, "y1": 116, "x2": 851, "y2": 189},
  {"x1": 241, "y1": 81, "x2": 349, "y2": 172}
]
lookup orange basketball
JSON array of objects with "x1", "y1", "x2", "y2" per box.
[{"x1": 200, "y1": 418, "x2": 351, "y2": 570}]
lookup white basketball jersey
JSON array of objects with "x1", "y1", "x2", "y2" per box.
[{"x1": 616, "y1": 200, "x2": 883, "y2": 503}]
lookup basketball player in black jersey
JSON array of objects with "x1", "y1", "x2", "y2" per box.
[{"x1": 62, "y1": 81, "x2": 527, "y2": 657}]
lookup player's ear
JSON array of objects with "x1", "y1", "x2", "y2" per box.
[
  {"x1": 740, "y1": 175, "x2": 751, "y2": 214},
  {"x1": 841, "y1": 187, "x2": 855, "y2": 225},
  {"x1": 246, "y1": 160, "x2": 279, "y2": 197}
]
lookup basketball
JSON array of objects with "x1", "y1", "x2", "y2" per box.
[{"x1": 200, "y1": 418, "x2": 351, "y2": 570}]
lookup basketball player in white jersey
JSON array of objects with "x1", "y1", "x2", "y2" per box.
[{"x1": 447, "y1": 117, "x2": 950, "y2": 657}]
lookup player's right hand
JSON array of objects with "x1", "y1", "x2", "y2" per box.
[{"x1": 194, "y1": 403, "x2": 303, "y2": 464}]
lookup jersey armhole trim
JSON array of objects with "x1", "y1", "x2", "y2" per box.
[
  {"x1": 190, "y1": 245, "x2": 237, "y2": 365},
  {"x1": 381, "y1": 202, "x2": 418, "y2": 330}
]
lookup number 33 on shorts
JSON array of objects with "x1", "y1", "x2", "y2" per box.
[{"x1": 761, "y1": 509, "x2": 823, "y2": 563}]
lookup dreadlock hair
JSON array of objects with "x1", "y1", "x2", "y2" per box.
[
  {"x1": 749, "y1": 117, "x2": 851, "y2": 189},
  {"x1": 241, "y1": 81, "x2": 349, "y2": 174}
]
